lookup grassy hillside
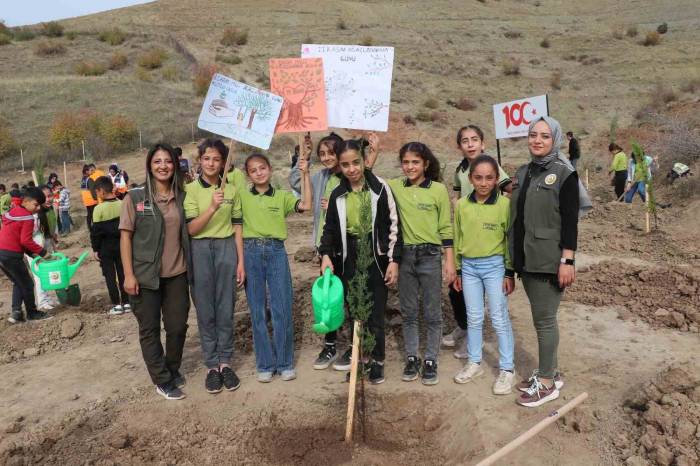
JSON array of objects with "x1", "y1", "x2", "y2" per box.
[{"x1": 0, "y1": 0, "x2": 698, "y2": 172}]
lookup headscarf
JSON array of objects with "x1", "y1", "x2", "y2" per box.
[{"x1": 528, "y1": 116, "x2": 592, "y2": 217}]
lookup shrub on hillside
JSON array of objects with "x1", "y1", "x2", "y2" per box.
[
  {"x1": 453, "y1": 97, "x2": 477, "y2": 111},
  {"x1": 34, "y1": 40, "x2": 66, "y2": 56},
  {"x1": 193, "y1": 64, "x2": 217, "y2": 97},
  {"x1": 423, "y1": 98, "x2": 439, "y2": 109},
  {"x1": 540, "y1": 37, "x2": 550, "y2": 48},
  {"x1": 49, "y1": 112, "x2": 89, "y2": 153},
  {"x1": 642, "y1": 31, "x2": 661, "y2": 46},
  {"x1": 502, "y1": 58, "x2": 520, "y2": 76},
  {"x1": 137, "y1": 47, "x2": 167, "y2": 69},
  {"x1": 657, "y1": 23, "x2": 668, "y2": 34},
  {"x1": 550, "y1": 71, "x2": 562, "y2": 90},
  {"x1": 0, "y1": 21, "x2": 9, "y2": 37},
  {"x1": 74, "y1": 61, "x2": 106, "y2": 76},
  {"x1": 220, "y1": 27, "x2": 248, "y2": 46},
  {"x1": 65, "y1": 31, "x2": 77, "y2": 40},
  {"x1": 626, "y1": 26, "x2": 638, "y2": 37},
  {"x1": 135, "y1": 67, "x2": 152, "y2": 82},
  {"x1": 360, "y1": 36, "x2": 373, "y2": 46},
  {"x1": 612, "y1": 30, "x2": 623, "y2": 40},
  {"x1": 100, "y1": 115, "x2": 137, "y2": 151},
  {"x1": 336, "y1": 19, "x2": 347, "y2": 30},
  {"x1": 504, "y1": 30, "x2": 522, "y2": 39},
  {"x1": 403, "y1": 115, "x2": 416, "y2": 126},
  {"x1": 415, "y1": 111, "x2": 432, "y2": 122},
  {"x1": 681, "y1": 79, "x2": 700, "y2": 94},
  {"x1": 13, "y1": 28, "x2": 36, "y2": 41},
  {"x1": 41, "y1": 21, "x2": 64, "y2": 37},
  {"x1": 215, "y1": 53, "x2": 242, "y2": 65},
  {"x1": 98, "y1": 28, "x2": 126, "y2": 45},
  {"x1": 0, "y1": 34, "x2": 10, "y2": 46},
  {"x1": 161, "y1": 65, "x2": 179, "y2": 81},
  {"x1": 109, "y1": 51, "x2": 128, "y2": 70}
]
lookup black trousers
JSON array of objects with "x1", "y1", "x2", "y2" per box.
[
  {"x1": 449, "y1": 282, "x2": 468, "y2": 330},
  {"x1": 614, "y1": 170, "x2": 627, "y2": 199},
  {"x1": 86, "y1": 205, "x2": 95, "y2": 232},
  {"x1": 0, "y1": 252, "x2": 37, "y2": 314},
  {"x1": 100, "y1": 253, "x2": 128, "y2": 306},
  {"x1": 130, "y1": 273, "x2": 190, "y2": 385},
  {"x1": 333, "y1": 235, "x2": 388, "y2": 362}
]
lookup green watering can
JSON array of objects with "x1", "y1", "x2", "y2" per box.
[
  {"x1": 31, "y1": 252, "x2": 89, "y2": 291},
  {"x1": 312, "y1": 267, "x2": 345, "y2": 334}
]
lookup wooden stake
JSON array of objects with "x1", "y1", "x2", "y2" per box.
[
  {"x1": 585, "y1": 168, "x2": 589, "y2": 190},
  {"x1": 81, "y1": 140, "x2": 86, "y2": 161},
  {"x1": 475, "y1": 392, "x2": 589, "y2": 466},
  {"x1": 20, "y1": 148, "x2": 25, "y2": 172},
  {"x1": 63, "y1": 161, "x2": 68, "y2": 186},
  {"x1": 31, "y1": 170, "x2": 38, "y2": 186},
  {"x1": 299, "y1": 133, "x2": 307, "y2": 201},
  {"x1": 219, "y1": 139, "x2": 236, "y2": 190},
  {"x1": 345, "y1": 320, "x2": 361, "y2": 443},
  {"x1": 139, "y1": 130, "x2": 143, "y2": 150},
  {"x1": 645, "y1": 185, "x2": 651, "y2": 233}
]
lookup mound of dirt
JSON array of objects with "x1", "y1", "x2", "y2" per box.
[
  {"x1": 568, "y1": 261, "x2": 700, "y2": 331},
  {"x1": 618, "y1": 364, "x2": 700, "y2": 465}
]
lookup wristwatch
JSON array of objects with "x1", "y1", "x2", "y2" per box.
[{"x1": 560, "y1": 258, "x2": 575, "y2": 265}]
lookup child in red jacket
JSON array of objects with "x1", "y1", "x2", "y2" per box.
[{"x1": 0, "y1": 187, "x2": 52, "y2": 323}]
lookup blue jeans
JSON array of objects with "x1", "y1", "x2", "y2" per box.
[
  {"x1": 624, "y1": 181, "x2": 646, "y2": 203},
  {"x1": 461, "y1": 255, "x2": 514, "y2": 370},
  {"x1": 59, "y1": 210, "x2": 72, "y2": 234},
  {"x1": 244, "y1": 238, "x2": 294, "y2": 373}
]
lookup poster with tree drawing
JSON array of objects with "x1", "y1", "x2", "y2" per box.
[
  {"x1": 301, "y1": 44, "x2": 394, "y2": 131},
  {"x1": 269, "y1": 57, "x2": 328, "y2": 133},
  {"x1": 197, "y1": 73, "x2": 283, "y2": 150}
]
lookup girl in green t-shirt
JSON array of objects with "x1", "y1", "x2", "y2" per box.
[{"x1": 184, "y1": 138, "x2": 244, "y2": 395}]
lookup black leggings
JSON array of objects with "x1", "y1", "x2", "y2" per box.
[
  {"x1": 449, "y1": 282, "x2": 468, "y2": 330},
  {"x1": 100, "y1": 253, "x2": 128, "y2": 306},
  {"x1": 614, "y1": 171, "x2": 627, "y2": 200}
]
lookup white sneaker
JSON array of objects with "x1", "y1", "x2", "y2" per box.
[
  {"x1": 493, "y1": 370, "x2": 515, "y2": 395},
  {"x1": 108, "y1": 305, "x2": 124, "y2": 315},
  {"x1": 38, "y1": 303, "x2": 55, "y2": 311},
  {"x1": 454, "y1": 362, "x2": 484, "y2": 384},
  {"x1": 453, "y1": 338, "x2": 469, "y2": 359},
  {"x1": 122, "y1": 304, "x2": 132, "y2": 313},
  {"x1": 442, "y1": 327, "x2": 466, "y2": 347},
  {"x1": 257, "y1": 371, "x2": 273, "y2": 383},
  {"x1": 280, "y1": 369, "x2": 296, "y2": 381}
]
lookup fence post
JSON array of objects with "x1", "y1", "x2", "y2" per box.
[
  {"x1": 81, "y1": 140, "x2": 86, "y2": 161},
  {"x1": 19, "y1": 148, "x2": 25, "y2": 172},
  {"x1": 139, "y1": 130, "x2": 143, "y2": 150},
  {"x1": 63, "y1": 161, "x2": 68, "y2": 186}
]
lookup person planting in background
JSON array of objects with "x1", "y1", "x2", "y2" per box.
[
  {"x1": 566, "y1": 131, "x2": 580, "y2": 170},
  {"x1": 384, "y1": 142, "x2": 454, "y2": 385},
  {"x1": 608, "y1": 143, "x2": 628, "y2": 200},
  {"x1": 91, "y1": 176, "x2": 130, "y2": 316},
  {"x1": 185, "y1": 138, "x2": 245, "y2": 394},
  {"x1": 445, "y1": 125, "x2": 512, "y2": 359},
  {"x1": 0, "y1": 187, "x2": 52, "y2": 324},
  {"x1": 109, "y1": 164, "x2": 129, "y2": 199},
  {"x1": 319, "y1": 139, "x2": 401, "y2": 385},
  {"x1": 80, "y1": 165, "x2": 98, "y2": 231},
  {"x1": 625, "y1": 149, "x2": 653, "y2": 204},
  {"x1": 510, "y1": 116, "x2": 580, "y2": 408},
  {"x1": 120, "y1": 143, "x2": 192, "y2": 401},
  {"x1": 452, "y1": 155, "x2": 516, "y2": 395},
  {"x1": 55, "y1": 181, "x2": 72, "y2": 235},
  {"x1": 240, "y1": 152, "x2": 311, "y2": 383}
]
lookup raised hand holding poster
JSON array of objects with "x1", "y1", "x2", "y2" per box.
[
  {"x1": 301, "y1": 44, "x2": 394, "y2": 132},
  {"x1": 197, "y1": 73, "x2": 283, "y2": 150},
  {"x1": 269, "y1": 58, "x2": 328, "y2": 133}
]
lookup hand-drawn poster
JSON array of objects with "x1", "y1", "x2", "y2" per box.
[
  {"x1": 269, "y1": 57, "x2": 328, "y2": 133},
  {"x1": 301, "y1": 44, "x2": 394, "y2": 132},
  {"x1": 197, "y1": 73, "x2": 283, "y2": 150}
]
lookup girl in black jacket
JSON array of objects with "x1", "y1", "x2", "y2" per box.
[{"x1": 319, "y1": 139, "x2": 401, "y2": 384}]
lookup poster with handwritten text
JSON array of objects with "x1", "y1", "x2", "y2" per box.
[
  {"x1": 269, "y1": 57, "x2": 328, "y2": 133},
  {"x1": 197, "y1": 73, "x2": 283, "y2": 150},
  {"x1": 301, "y1": 44, "x2": 394, "y2": 131}
]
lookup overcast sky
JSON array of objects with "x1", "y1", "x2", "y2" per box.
[{"x1": 2, "y1": 0, "x2": 155, "y2": 26}]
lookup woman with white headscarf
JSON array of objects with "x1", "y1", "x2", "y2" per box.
[{"x1": 509, "y1": 116, "x2": 590, "y2": 408}]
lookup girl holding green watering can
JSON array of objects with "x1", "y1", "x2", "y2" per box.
[
  {"x1": 120, "y1": 143, "x2": 192, "y2": 401},
  {"x1": 319, "y1": 139, "x2": 401, "y2": 385}
]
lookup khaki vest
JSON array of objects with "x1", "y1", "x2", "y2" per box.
[
  {"x1": 510, "y1": 159, "x2": 574, "y2": 274},
  {"x1": 128, "y1": 185, "x2": 191, "y2": 290}
]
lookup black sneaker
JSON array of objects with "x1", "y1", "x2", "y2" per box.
[
  {"x1": 171, "y1": 371, "x2": 186, "y2": 388},
  {"x1": 221, "y1": 367, "x2": 241, "y2": 391},
  {"x1": 313, "y1": 344, "x2": 338, "y2": 370},
  {"x1": 344, "y1": 362, "x2": 369, "y2": 383},
  {"x1": 155, "y1": 382, "x2": 186, "y2": 400},
  {"x1": 402, "y1": 355, "x2": 421, "y2": 382},
  {"x1": 422, "y1": 359, "x2": 439, "y2": 386},
  {"x1": 8, "y1": 310, "x2": 25, "y2": 324},
  {"x1": 205, "y1": 369, "x2": 223, "y2": 394},
  {"x1": 27, "y1": 310, "x2": 52, "y2": 321},
  {"x1": 369, "y1": 361, "x2": 385, "y2": 385},
  {"x1": 333, "y1": 347, "x2": 352, "y2": 371}
]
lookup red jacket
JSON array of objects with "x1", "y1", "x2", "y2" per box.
[{"x1": 0, "y1": 206, "x2": 45, "y2": 256}]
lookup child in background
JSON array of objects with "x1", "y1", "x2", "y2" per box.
[
  {"x1": 55, "y1": 181, "x2": 72, "y2": 234},
  {"x1": 241, "y1": 153, "x2": 311, "y2": 382},
  {"x1": 185, "y1": 139, "x2": 245, "y2": 394},
  {"x1": 30, "y1": 186, "x2": 59, "y2": 311},
  {"x1": 319, "y1": 139, "x2": 401, "y2": 385},
  {"x1": 0, "y1": 187, "x2": 52, "y2": 323},
  {"x1": 608, "y1": 143, "x2": 628, "y2": 200},
  {"x1": 9, "y1": 183, "x2": 22, "y2": 208},
  {"x1": 452, "y1": 155, "x2": 515, "y2": 395},
  {"x1": 444, "y1": 125, "x2": 513, "y2": 358},
  {"x1": 625, "y1": 150, "x2": 653, "y2": 204},
  {"x1": 0, "y1": 184, "x2": 11, "y2": 216},
  {"x1": 386, "y1": 142, "x2": 454, "y2": 385},
  {"x1": 91, "y1": 176, "x2": 130, "y2": 315},
  {"x1": 288, "y1": 132, "x2": 349, "y2": 370}
]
